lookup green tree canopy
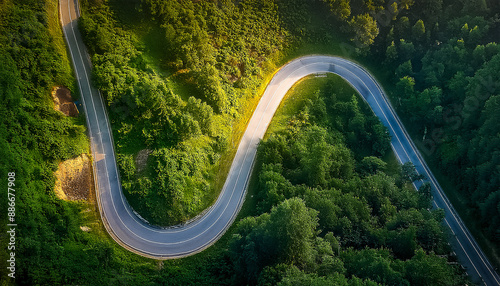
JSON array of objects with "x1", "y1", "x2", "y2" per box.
[{"x1": 349, "y1": 14, "x2": 379, "y2": 49}]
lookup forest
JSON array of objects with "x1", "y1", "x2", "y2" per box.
[
  {"x1": 0, "y1": 0, "x2": 100, "y2": 283},
  {"x1": 369, "y1": 0, "x2": 500, "y2": 262},
  {"x1": 228, "y1": 76, "x2": 465, "y2": 285},
  {"x1": 0, "y1": 0, "x2": 498, "y2": 284},
  {"x1": 78, "y1": 0, "x2": 294, "y2": 225},
  {"x1": 79, "y1": 0, "x2": 500, "y2": 265}
]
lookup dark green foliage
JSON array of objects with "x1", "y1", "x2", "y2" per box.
[
  {"x1": 277, "y1": 269, "x2": 352, "y2": 286},
  {"x1": 400, "y1": 162, "x2": 425, "y2": 183},
  {"x1": 369, "y1": 0, "x2": 500, "y2": 252},
  {"x1": 342, "y1": 248, "x2": 408, "y2": 285},
  {"x1": 405, "y1": 249, "x2": 458, "y2": 286},
  {"x1": 357, "y1": 156, "x2": 387, "y2": 176},
  {"x1": 230, "y1": 197, "x2": 318, "y2": 282}
]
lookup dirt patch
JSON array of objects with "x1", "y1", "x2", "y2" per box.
[
  {"x1": 52, "y1": 86, "x2": 79, "y2": 117},
  {"x1": 135, "y1": 149, "x2": 152, "y2": 173},
  {"x1": 54, "y1": 154, "x2": 93, "y2": 201}
]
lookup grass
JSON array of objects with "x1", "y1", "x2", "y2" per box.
[
  {"x1": 265, "y1": 74, "x2": 331, "y2": 137},
  {"x1": 46, "y1": 0, "x2": 77, "y2": 95}
]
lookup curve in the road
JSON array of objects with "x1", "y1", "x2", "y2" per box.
[{"x1": 60, "y1": 0, "x2": 500, "y2": 284}]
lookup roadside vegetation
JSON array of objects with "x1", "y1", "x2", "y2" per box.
[
  {"x1": 78, "y1": 0, "x2": 346, "y2": 226},
  {"x1": 0, "y1": 0, "x2": 99, "y2": 283},
  {"x1": 353, "y1": 0, "x2": 500, "y2": 266},
  {"x1": 1, "y1": 0, "x2": 498, "y2": 284}
]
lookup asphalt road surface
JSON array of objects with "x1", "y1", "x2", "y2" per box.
[{"x1": 60, "y1": 0, "x2": 500, "y2": 284}]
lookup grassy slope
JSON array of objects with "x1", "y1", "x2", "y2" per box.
[{"x1": 46, "y1": 0, "x2": 77, "y2": 93}]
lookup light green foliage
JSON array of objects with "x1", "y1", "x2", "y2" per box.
[
  {"x1": 293, "y1": 125, "x2": 354, "y2": 187},
  {"x1": 349, "y1": 14, "x2": 379, "y2": 49},
  {"x1": 117, "y1": 154, "x2": 136, "y2": 180},
  {"x1": 78, "y1": 0, "x2": 300, "y2": 225},
  {"x1": 256, "y1": 163, "x2": 295, "y2": 213},
  {"x1": 322, "y1": 0, "x2": 351, "y2": 20},
  {"x1": 399, "y1": 0, "x2": 414, "y2": 10},
  {"x1": 0, "y1": 1, "x2": 145, "y2": 284},
  {"x1": 129, "y1": 137, "x2": 214, "y2": 225},
  {"x1": 412, "y1": 19, "x2": 425, "y2": 40},
  {"x1": 395, "y1": 76, "x2": 415, "y2": 99}
]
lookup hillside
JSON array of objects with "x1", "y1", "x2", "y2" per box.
[{"x1": 0, "y1": 0, "x2": 498, "y2": 284}]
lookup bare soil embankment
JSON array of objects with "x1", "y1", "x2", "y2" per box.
[
  {"x1": 52, "y1": 86, "x2": 79, "y2": 117},
  {"x1": 54, "y1": 154, "x2": 93, "y2": 201}
]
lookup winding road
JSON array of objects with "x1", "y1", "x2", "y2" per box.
[{"x1": 60, "y1": 0, "x2": 500, "y2": 284}]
